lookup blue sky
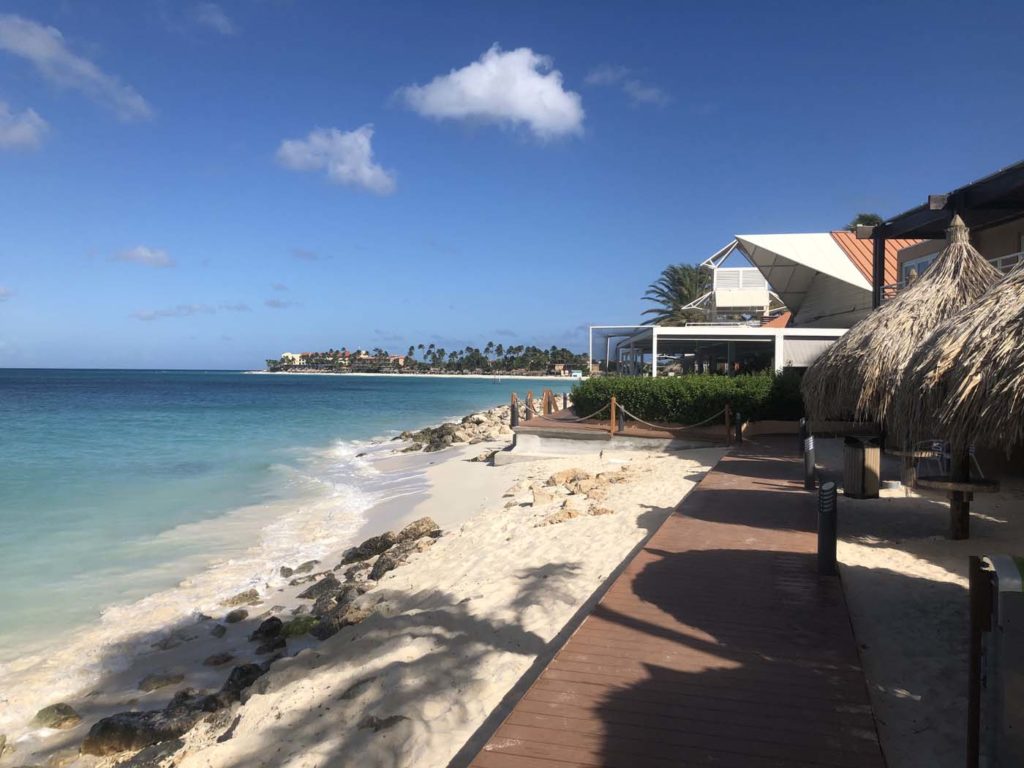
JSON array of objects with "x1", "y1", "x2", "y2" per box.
[{"x1": 1, "y1": 1, "x2": 1023, "y2": 369}]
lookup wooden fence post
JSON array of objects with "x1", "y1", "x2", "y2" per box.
[
  {"x1": 724, "y1": 404, "x2": 732, "y2": 444},
  {"x1": 525, "y1": 391, "x2": 533, "y2": 421},
  {"x1": 609, "y1": 395, "x2": 617, "y2": 435},
  {"x1": 510, "y1": 393, "x2": 519, "y2": 428}
]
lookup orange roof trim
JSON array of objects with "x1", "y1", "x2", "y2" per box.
[{"x1": 830, "y1": 231, "x2": 923, "y2": 287}]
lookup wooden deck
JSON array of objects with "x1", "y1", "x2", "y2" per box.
[
  {"x1": 517, "y1": 408, "x2": 730, "y2": 442},
  {"x1": 470, "y1": 438, "x2": 884, "y2": 768}
]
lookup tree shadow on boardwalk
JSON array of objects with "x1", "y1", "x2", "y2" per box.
[{"x1": 586, "y1": 547, "x2": 887, "y2": 767}]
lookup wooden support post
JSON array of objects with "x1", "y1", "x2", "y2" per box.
[
  {"x1": 609, "y1": 395, "x2": 617, "y2": 435},
  {"x1": 724, "y1": 404, "x2": 732, "y2": 444},
  {"x1": 950, "y1": 446, "x2": 971, "y2": 540},
  {"x1": 967, "y1": 555, "x2": 991, "y2": 768},
  {"x1": 510, "y1": 393, "x2": 519, "y2": 428},
  {"x1": 544, "y1": 389, "x2": 553, "y2": 415},
  {"x1": 525, "y1": 390, "x2": 533, "y2": 421}
]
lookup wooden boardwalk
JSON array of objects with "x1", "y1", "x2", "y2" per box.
[{"x1": 471, "y1": 438, "x2": 884, "y2": 768}]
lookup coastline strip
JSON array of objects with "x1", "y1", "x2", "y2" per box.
[{"x1": 469, "y1": 436, "x2": 885, "y2": 768}]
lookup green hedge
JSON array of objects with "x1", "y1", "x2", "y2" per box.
[{"x1": 570, "y1": 371, "x2": 804, "y2": 425}]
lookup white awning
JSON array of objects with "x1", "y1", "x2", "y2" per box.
[{"x1": 735, "y1": 233, "x2": 870, "y2": 314}]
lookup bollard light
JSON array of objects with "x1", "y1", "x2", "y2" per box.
[
  {"x1": 804, "y1": 435, "x2": 816, "y2": 490},
  {"x1": 818, "y1": 480, "x2": 838, "y2": 575}
]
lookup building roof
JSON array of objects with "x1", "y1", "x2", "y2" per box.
[
  {"x1": 829, "y1": 230, "x2": 921, "y2": 287},
  {"x1": 875, "y1": 158, "x2": 1024, "y2": 240},
  {"x1": 761, "y1": 311, "x2": 792, "y2": 328}
]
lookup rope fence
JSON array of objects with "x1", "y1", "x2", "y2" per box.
[{"x1": 510, "y1": 390, "x2": 735, "y2": 437}]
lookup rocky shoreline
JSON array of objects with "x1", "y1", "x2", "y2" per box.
[{"x1": 0, "y1": 400, "x2": 546, "y2": 767}]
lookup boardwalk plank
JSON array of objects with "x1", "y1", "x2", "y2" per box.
[{"x1": 469, "y1": 438, "x2": 885, "y2": 768}]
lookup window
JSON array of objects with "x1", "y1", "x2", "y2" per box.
[{"x1": 901, "y1": 252, "x2": 938, "y2": 286}]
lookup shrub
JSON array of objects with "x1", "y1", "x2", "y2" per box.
[{"x1": 570, "y1": 371, "x2": 804, "y2": 425}]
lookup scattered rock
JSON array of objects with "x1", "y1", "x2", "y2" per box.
[
  {"x1": 219, "y1": 664, "x2": 265, "y2": 703},
  {"x1": 288, "y1": 574, "x2": 317, "y2": 586},
  {"x1": 31, "y1": 703, "x2": 81, "y2": 729},
  {"x1": 114, "y1": 738, "x2": 184, "y2": 767},
  {"x1": 297, "y1": 573, "x2": 341, "y2": 600},
  {"x1": 358, "y1": 714, "x2": 409, "y2": 732},
  {"x1": 278, "y1": 566, "x2": 294, "y2": 578},
  {"x1": 369, "y1": 538, "x2": 434, "y2": 581},
  {"x1": 401, "y1": 442, "x2": 423, "y2": 453},
  {"x1": 310, "y1": 605, "x2": 372, "y2": 641},
  {"x1": 138, "y1": 673, "x2": 184, "y2": 693},
  {"x1": 82, "y1": 690, "x2": 218, "y2": 756},
  {"x1": 312, "y1": 585, "x2": 357, "y2": 617},
  {"x1": 530, "y1": 488, "x2": 555, "y2": 506},
  {"x1": 282, "y1": 614, "x2": 319, "y2": 637},
  {"x1": 546, "y1": 469, "x2": 592, "y2": 487},
  {"x1": 590, "y1": 506, "x2": 614, "y2": 516},
  {"x1": 221, "y1": 589, "x2": 260, "y2": 608},
  {"x1": 255, "y1": 636, "x2": 286, "y2": 655},
  {"x1": 0, "y1": 734, "x2": 5, "y2": 757},
  {"x1": 538, "y1": 508, "x2": 583, "y2": 526},
  {"x1": 224, "y1": 608, "x2": 248, "y2": 624},
  {"x1": 203, "y1": 652, "x2": 234, "y2": 667},
  {"x1": 293, "y1": 560, "x2": 319, "y2": 574},
  {"x1": 396, "y1": 516, "x2": 441, "y2": 542},
  {"x1": 248, "y1": 617, "x2": 283, "y2": 642},
  {"x1": 340, "y1": 532, "x2": 398, "y2": 565},
  {"x1": 341, "y1": 561, "x2": 372, "y2": 582},
  {"x1": 209, "y1": 623, "x2": 227, "y2": 638}
]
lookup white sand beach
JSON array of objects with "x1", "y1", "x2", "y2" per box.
[
  {"x1": 822, "y1": 441, "x2": 1024, "y2": 768},
  {"x1": 1, "y1": 408, "x2": 722, "y2": 768}
]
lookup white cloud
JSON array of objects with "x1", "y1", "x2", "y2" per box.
[
  {"x1": 0, "y1": 286, "x2": 12, "y2": 301},
  {"x1": 585, "y1": 65, "x2": 670, "y2": 107},
  {"x1": 264, "y1": 298, "x2": 299, "y2": 309},
  {"x1": 132, "y1": 302, "x2": 250, "y2": 321},
  {"x1": 193, "y1": 3, "x2": 235, "y2": 35},
  {"x1": 276, "y1": 125, "x2": 396, "y2": 195},
  {"x1": 113, "y1": 246, "x2": 175, "y2": 268},
  {"x1": 0, "y1": 14, "x2": 152, "y2": 121},
  {"x1": 399, "y1": 44, "x2": 584, "y2": 140},
  {"x1": 0, "y1": 102, "x2": 47, "y2": 149}
]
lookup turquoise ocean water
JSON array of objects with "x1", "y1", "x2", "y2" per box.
[{"x1": 0, "y1": 369, "x2": 572, "y2": 666}]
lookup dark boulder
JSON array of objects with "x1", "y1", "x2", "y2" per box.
[
  {"x1": 310, "y1": 606, "x2": 372, "y2": 641},
  {"x1": 224, "y1": 608, "x2": 248, "y2": 624},
  {"x1": 219, "y1": 664, "x2": 265, "y2": 703},
  {"x1": 31, "y1": 702, "x2": 81, "y2": 729},
  {"x1": 339, "y1": 532, "x2": 397, "y2": 565},
  {"x1": 396, "y1": 517, "x2": 440, "y2": 542},
  {"x1": 82, "y1": 690, "x2": 218, "y2": 756},
  {"x1": 296, "y1": 573, "x2": 340, "y2": 600},
  {"x1": 248, "y1": 617, "x2": 283, "y2": 642}
]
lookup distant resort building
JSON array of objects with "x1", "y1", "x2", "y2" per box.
[{"x1": 592, "y1": 231, "x2": 920, "y2": 376}]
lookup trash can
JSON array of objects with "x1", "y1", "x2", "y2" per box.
[{"x1": 843, "y1": 436, "x2": 880, "y2": 499}]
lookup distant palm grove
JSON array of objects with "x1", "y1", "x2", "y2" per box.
[{"x1": 265, "y1": 343, "x2": 590, "y2": 375}]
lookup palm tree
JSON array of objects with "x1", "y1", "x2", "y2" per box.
[
  {"x1": 642, "y1": 264, "x2": 711, "y2": 325},
  {"x1": 407, "y1": 345, "x2": 416, "y2": 360}
]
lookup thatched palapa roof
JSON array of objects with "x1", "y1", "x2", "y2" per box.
[
  {"x1": 801, "y1": 216, "x2": 1001, "y2": 424},
  {"x1": 891, "y1": 258, "x2": 1024, "y2": 453}
]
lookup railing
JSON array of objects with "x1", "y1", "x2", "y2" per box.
[
  {"x1": 883, "y1": 251, "x2": 1023, "y2": 302},
  {"x1": 990, "y1": 251, "x2": 1022, "y2": 273}
]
